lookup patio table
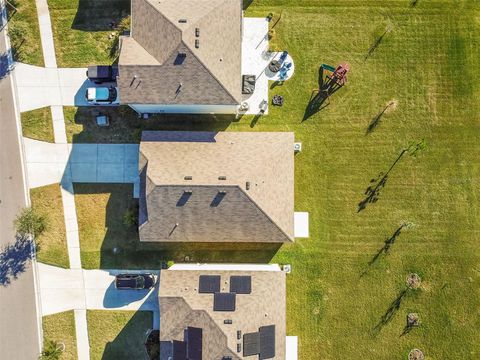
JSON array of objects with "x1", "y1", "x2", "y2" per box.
[{"x1": 268, "y1": 60, "x2": 281, "y2": 73}]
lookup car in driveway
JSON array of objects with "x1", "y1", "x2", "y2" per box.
[
  {"x1": 86, "y1": 65, "x2": 118, "y2": 83},
  {"x1": 115, "y1": 273, "x2": 156, "y2": 290},
  {"x1": 86, "y1": 86, "x2": 119, "y2": 105}
]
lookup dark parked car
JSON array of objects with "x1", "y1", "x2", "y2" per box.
[
  {"x1": 115, "y1": 273, "x2": 156, "y2": 290},
  {"x1": 86, "y1": 65, "x2": 118, "y2": 83}
]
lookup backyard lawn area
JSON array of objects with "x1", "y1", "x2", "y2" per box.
[
  {"x1": 21, "y1": 107, "x2": 54, "y2": 143},
  {"x1": 47, "y1": 0, "x2": 130, "y2": 67},
  {"x1": 87, "y1": 310, "x2": 152, "y2": 360},
  {"x1": 42, "y1": 311, "x2": 77, "y2": 360},
  {"x1": 6, "y1": 0, "x2": 44, "y2": 66},
  {"x1": 66, "y1": 0, "x2": 480, "y2": 359},
  {"x1": 30, "y1": 184, "x2": 69, "y2": 268}
]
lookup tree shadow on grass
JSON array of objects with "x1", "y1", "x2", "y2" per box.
[
  {"x1": 71, "y1": 0, "x2": 130, "y2": 31},
  {"x1": 0, "y1": 235, "x2": 34, "y2": 287},
  {"x1": 365, "y1": 27, "x2": 391, "y2": 61},
  {"x1": 373, "y1": 288, "x2": 409, "y2": 335},
  {"x1": 69, "y1": 106, "x2": 236, "y2": 144},
  {"x1": 73, "y1": 184, "x2": 281, "y2": 270},
  {"x1": 368, "y1": 223, "x2": 406, "y2": 265},
  {"x1": 99, "y1": 311, "x2": 152, "y2": 360},
  {"x1": 357, "y1": 149, "x2": 407, "y2": 212}
]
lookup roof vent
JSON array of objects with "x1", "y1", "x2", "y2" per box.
[
  {"x1": 223, "y1": 319, "x2": 233, "y2": 324},
  {"x1": 195, "y1": 28, "x2": 200, "y2": 37},
  {"x1": 218, "y1": 176, "x2": 226, "y2": 180},
  {"x1": 184, "y1": 176, "x2": 192, "y2": 180},
  {"x1": 178, "y1": 18, "x2": 187, "y2": 23},
  {"x1": 195, "y1": 39, "x2": 200, "y2": 48},
  {"x1": 246, "y1": 181, "x2": 250, "y2": 190}
]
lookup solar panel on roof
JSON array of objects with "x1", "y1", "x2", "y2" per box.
[
  {"x1": 229, "y1": 276, "x2": 252, "y2": 294},
  {"x1": 243, "y1": 332, "x2": 260, "y2": 356},
  {"x1": 198, "y1": 275, "x2": 220, "y2": 293},
  {"x1": 213, "y1": 292, "x2": 236, "y2": 311},
  {"x1": 185, "y1": 327, "x2": 202, "y2": 360},
  {"x1": 172, "y1": 340, "x2": 186, "y2": 360},
  {"x1": 259, "y1": 325, "x2": 276, "y2": 360}
]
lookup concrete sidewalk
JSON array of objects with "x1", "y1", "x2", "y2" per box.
[
  {"x1": 39, "y1": 264, "x2": 160, "y2": 315},
  {"x1": 24, "y1": 138, "x2": 140, "y2": 194}
]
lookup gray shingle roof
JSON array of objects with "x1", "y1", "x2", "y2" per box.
[
  {"x1": 138, "y1": 131, "x2": 295, "y2": 243},
  {"x1": 118, "y1": 0, "x2": 242, "y2": 105}
]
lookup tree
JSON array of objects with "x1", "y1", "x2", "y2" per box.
[
  {"x1": 14, "y1": 207, "x2": 47, "y2": 238},
  {"x1": 39, "y1": 339, "x2": 64, "y2": 360}
]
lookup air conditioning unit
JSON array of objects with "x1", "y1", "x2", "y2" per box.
[{"x1": 294, "y1": 142, "x2": 302, "y2": 153}]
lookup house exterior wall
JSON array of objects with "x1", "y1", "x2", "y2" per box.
[{"x1": 129, "y1": 103, "x2": 238, "y2": 114}]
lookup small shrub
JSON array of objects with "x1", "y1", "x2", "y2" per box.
[
  {"x1": 117, "y1": 15, "x2": 131, "y2": 33},
  {"x1": 167, "y1": 260, "x2": 175, "y2": 268},
  {"x1": 39, "y1": 339, "x2": 64, "y2": 360},
  {"x1": 123, "y1": 208, "x2": 137, "y2": 227},
  {"x1": 14, "y1": 207, "x2": 47, "y2": 238}
]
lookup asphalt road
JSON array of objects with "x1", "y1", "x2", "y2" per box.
[{"x1": 0, "y1": 12, "x2": 41, "y2": 359}]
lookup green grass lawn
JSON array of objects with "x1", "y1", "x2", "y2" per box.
[
  {"x1": 87, "y1": 310, "x2": 152, "y2": 360},
  {"x1": 47, "y1": 0, "x2": 130, "y2": 67},
  {"x1": 69, "y1": 1, "x2": 480, "y2": 358},
  {"x1": 21, "y1": 107, "x2": 54, "y2": 143},
  {"x1": 31, "y1": 184, "x2": 69, "y2": 268},
  {"x1": 63, "y1": 106, "x2": 242, "y2": 143},
  {"x1": 6, "y1": 0, "x2": 44, "y2": 66},
  {"x1": 42, "y1": 311, "x2": 77, "y2": 360}
]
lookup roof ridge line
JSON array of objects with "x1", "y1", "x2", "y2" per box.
[{"x1": 182, "y1": 40, "x2": 240, "y2": 104}]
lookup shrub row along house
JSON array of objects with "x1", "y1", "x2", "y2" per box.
[{"x1": 121, "y1": 0, "x2": 298, "y2": 359}]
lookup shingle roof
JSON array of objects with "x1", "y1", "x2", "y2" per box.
[
  {"x1": 159, "y1": 269, "x2": 286, "y2": 360},
  {"x1": 118, "y1": 0, "x2": 242, "y2": 105},
  {"x1": 138, "y1": 131, "x2": 295, "y2": 243}
]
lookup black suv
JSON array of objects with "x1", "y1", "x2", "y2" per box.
[
  {"x1": 115, "y1": 273, "x2": 156, "y2": 290},
  {"x1": 86, "y1": 65, "x2": 118, "y2": 84}
]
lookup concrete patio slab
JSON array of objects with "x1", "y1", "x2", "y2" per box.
[
  {"x1": 286, "y1": 336, "x2": 298, "y2": 360},
  {"x1": 241, "y1": 18, "x2": 270, "y2": 115},
  {"x1": 294, "y1": 212, "x2": 310, "y2": 238}
]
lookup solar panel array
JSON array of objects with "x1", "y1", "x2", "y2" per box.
[
  {"x1": 243, "y1": 332, "x2": 260, "y2": 356},
  {"x1": 198, "y1": 275, "x2": 220, "y2": 293},
  {"x1": 259, "y1": 325, "x2": 276, "y2": 359},
  {"x1": 213, "y1": 292, "x2": 236, "y2": 311},
  {"x1": 243, "y1": 325, "x2": 276, "y2": 360},
  {"x1": 229, "y1": 275, "x2": 252, "y2": 294},
  {"x1": 185, "y1": 326, "x2": 202, "y2": 360}
]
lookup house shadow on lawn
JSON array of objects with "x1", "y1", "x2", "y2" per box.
[
  {"x1": 98, "y1": 311, "x2": 152, "y2": 360},
  {"x1": 67, "y1": 106, "x2": 238, "y2": 144},
  {"x1": 71, "y1": 0, "x2": 130, "y2": 31},
  {"x1": 73, "y1": 184, "x2": 281, "y2": 270}
]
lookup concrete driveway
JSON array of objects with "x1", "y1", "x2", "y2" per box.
[
  {"x1": 14, "y1": 63, "x2": 117, "y2": 111},
  {"x1": 24, "y1": 138, "x2": 139, "y2": 195},
  {"x1": 39, "y1": 263, "x2": 160, "y2": 316}
]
